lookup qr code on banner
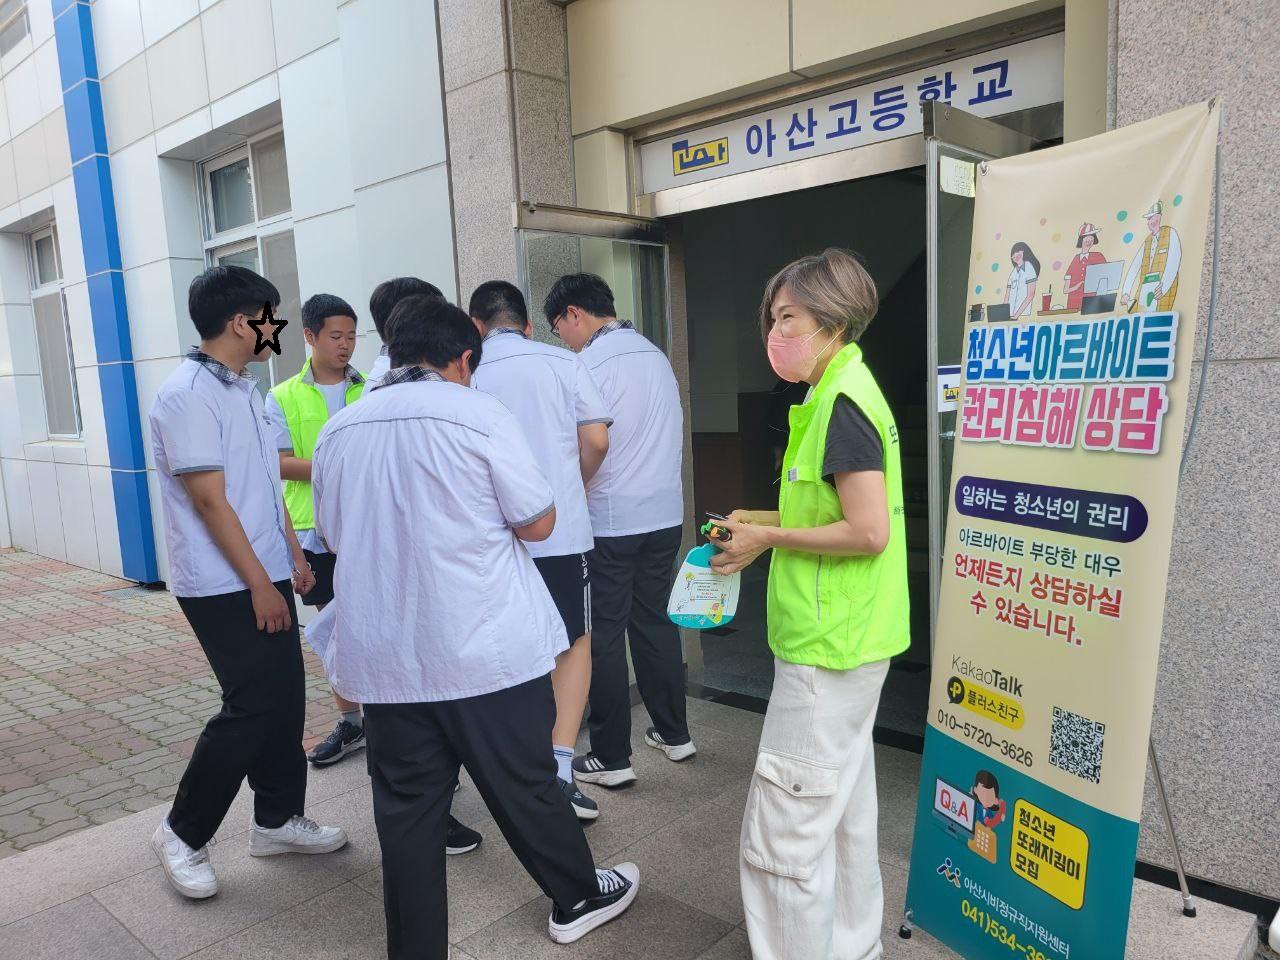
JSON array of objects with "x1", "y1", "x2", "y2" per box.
[{"x1": 1049, "y1": 706, "x2": 1105, "y2": 784}]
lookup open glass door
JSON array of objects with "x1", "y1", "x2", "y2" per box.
[
  {"x1": 925, "y1": 103, "x2": 1035, "y2": 647},
  {"x1": 514, "y1": 202, "x2": 670, "y2": 352}
]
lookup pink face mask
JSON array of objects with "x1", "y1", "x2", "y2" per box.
[{"x1": 767, "y1": 327, "x2": 836, "y2": 383}]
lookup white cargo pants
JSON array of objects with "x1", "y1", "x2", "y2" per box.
[{"x1": 740, "y1": 656, "x2": 890, "y2": 960}]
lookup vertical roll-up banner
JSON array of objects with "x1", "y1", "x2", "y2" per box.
[{"x1": 905, "y1": 101, "x2": 1220, "y2": 960}]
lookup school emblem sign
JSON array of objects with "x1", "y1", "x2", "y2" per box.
[{"x1": 904, "y1": 102, "x2": 1220, "y2": 960}]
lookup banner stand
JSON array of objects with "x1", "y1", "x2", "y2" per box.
[{"x1": 899, "y1": 103, "x2": 1222, "y2": 948}]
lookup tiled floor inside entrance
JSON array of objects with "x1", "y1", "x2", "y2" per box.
[{"x1": 0, "y1": 697, "x2": 1256, "y2": 960}]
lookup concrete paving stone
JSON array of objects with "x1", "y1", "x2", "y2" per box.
[
  {"x1": 459, "y1": 887, "x2": 733, "y2": 960},
  {"x1": 694, "y1": 927, "x2": 752, "y2": 959},
  {"x1": 12, "y1": 816, "x2": 92, "y2": 849},
  {"x1": 184, "y1": 882, "x2": 387, "y2": 960},
  {"x1": 616, "y1": 797, "x2": 747, "y2": 924},
  {"x1": 1124, "y1": 876, "x2": 1257, "y2": 960},
  {"x1": 94, "y1": 830, "x2": 349, "y2": 960},
  {"x1": 0, "y1": 894, "x2": 155, "y2": 960},
  {"x1": 880, "y1": 859, "x2": 956, "y2": 959},
  {"x1": 681, "y1": 698, "x2": 766, "y2": 741}
]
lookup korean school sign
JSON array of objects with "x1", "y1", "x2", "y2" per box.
[{"x1": 905, "y1": 101, "x2": 1220, "y2": 960}]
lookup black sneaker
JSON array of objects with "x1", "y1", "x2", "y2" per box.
[
  {"x1": 446, "y1": 816, "x2": 482, "y2": 856},
  {"x1": 571, "y1": 753, "x2": 637, "y2": 788},
  {"x1": 559, "y1": 778, "x2": 600, "y2": 821},
  {"x1": 307, "y1": 720, "x2": 365, "y2": 766},
  {"x1": 549, "y1": 863, "x2": 640, "y2": 944}
]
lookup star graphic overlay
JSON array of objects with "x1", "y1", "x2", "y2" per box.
[{"x1": 248, "y1": 301, "x2": 287, "y2": 356}]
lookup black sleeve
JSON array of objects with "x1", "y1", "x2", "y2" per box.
[{"x1": 823, "y1": 395, "x2": 884, "y2": 483}]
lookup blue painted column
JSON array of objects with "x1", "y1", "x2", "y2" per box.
[{"x1": 52, "y1": 0, "x2": 159, "y2": 583}]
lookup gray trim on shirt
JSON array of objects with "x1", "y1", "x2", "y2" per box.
[
  {"x1": 511, "y1": 500, "x2": 555, "y2": 528},
  {"x1": 577, "y1": 417, "x2": 614, "y2": 426},
  {"x1": 171, "y1": 463, "x2": 224, "y2": 475}
]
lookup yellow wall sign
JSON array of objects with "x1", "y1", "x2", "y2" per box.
[
  {"x1": 672, "y1": 137, "x2": 729, "y2": 176},
  {"x1": 1011, "y1": 799, "x2": 1089, "y2": 909}
]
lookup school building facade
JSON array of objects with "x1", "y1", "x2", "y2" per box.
[{"x1": 0, "y1": 0, "x2": 1273, "y2": 917}]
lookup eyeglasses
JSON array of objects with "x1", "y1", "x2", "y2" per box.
[{"x1": 549, "y1": 313, "x2": 564, "y2": 338}]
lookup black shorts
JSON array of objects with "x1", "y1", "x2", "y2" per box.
[
  {"x1": 533, "y1": 553, "x2": 590, "y2": 642},
  {"x1": 301, "y1": 550, "x2": 336, "y2": 607}
]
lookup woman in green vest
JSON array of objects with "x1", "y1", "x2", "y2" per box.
[{"x1": 710, "y1": 248, "x2": 910, "y2": 960}]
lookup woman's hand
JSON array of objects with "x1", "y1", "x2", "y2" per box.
[
  {"x1": 291, "y1": 554, "x2": 316, "y2": 597},
  {"x1": 709, "y1": 516, "x2": 774, "y2": 575}
]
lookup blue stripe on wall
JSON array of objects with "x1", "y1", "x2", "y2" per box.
[{"x1": 53, "y1": 1, "x2": 158, "y2": 583}]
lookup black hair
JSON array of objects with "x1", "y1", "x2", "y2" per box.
[
  {"x1": 188, "y1": 265, "x2": 280, "y2": 341},
  {"x1": 386, "y1": 295, "x2": 482, "y2": 372},
  {"x1": 542, "y1": 273, "x2": 616, "y2": 323},
  {"x1": 1009, "y1": 242, "x2": 1041, "y2": 278},
  {"x1": 469, "y1": 280, "x2": 528, "y2": 329},
  {"x1": 973, "y1": 770, "x2": 1000, "y2": 795},
  {"x1": 301, "y1": 293, "x2": 357, "y2": 335},
  {"x1": 369, "y1": 277, "x2": 443, "y2": 340}
]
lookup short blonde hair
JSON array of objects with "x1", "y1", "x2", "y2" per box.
[{"x1": 758, "y1": 248, "x2": 879, "y2": 345}]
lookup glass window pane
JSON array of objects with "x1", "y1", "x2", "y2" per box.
[
  {"x1": 0, "y1": 4, "x2": 27, "y2": 58},
  {"x1": 216, "y1": 245, "x2": 259, "y2": 271},
  {"x1": 32, "y1": 293, "x2": 79, "y2": 437},
  {"x1": 521, "y1": 231, "x2": 669, "y2": 353},
  {"x1": 209, "y1": 157, "x2": 254, "y2": 233},
  {"x1": 251, "y1": 133, "x2": 292, "y2": 220},
  {"x1": 261, "y1": 230, "x2": 304, "y2": 385},
  {"x1": 33, "y1": 234, "x2": 59, "y2": 286}
]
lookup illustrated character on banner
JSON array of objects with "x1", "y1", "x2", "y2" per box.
[
  {"x1": 1122, "y1": 200, "x2": 1182, "y2": 312},
  {"x1": 1063, "y1": 222, "x2": 1107, "y2": 312},
  {"x1": 967, "y1": 769, "x2": 1006, "y2": 864},
  {"x1": 1005, "y1": 242, "x2": 1040, "y2": 318}
]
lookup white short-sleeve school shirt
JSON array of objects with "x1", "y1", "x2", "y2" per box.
[
  {"x1": 149, "y1": 352, "x2": 292, "y2": 598},
  {"x1": 366, "y1": 345, "x2": 390, "y2": 385},
  {"x1": 310, "y1": 367, "x2": 567, "y2": 704},
  {"x1": 472, "y1": 328, "x2": 611, "y2": 558},
  {"x1": 578, "y1": 324, "x2": 684, "y2": 537}
]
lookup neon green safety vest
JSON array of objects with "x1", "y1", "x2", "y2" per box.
[
  {"x1": 272, "y1": 360, "x2": 365, "y2": 531},
  {"x1": 766, "y1": 341, "x2": 911, "y2": 670}
]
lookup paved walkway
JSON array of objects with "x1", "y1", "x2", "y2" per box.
[{"x1": 0, "y1": 549, "x2": 339, "y2": 857}]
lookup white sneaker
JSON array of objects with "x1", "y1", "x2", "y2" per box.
[
  {"x1": 152, "y1": 819, "x2": 217, "y2": 899},
  {"x1": 249, "y1": 815, "x2": 348, "y2": 857},
  {"x1": 644, "y1": 727, "x2": 697, "y2": 762}
]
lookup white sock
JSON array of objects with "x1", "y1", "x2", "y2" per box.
[{"x1": 553, "y1": 744, "x2": 575, "y2": 782}]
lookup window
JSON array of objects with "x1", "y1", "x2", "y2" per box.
[
  {"x1": 199, "y1": 129, "x2": 301, "y2": 390},
  {"x1": 28, "y1": 226, "x2": 80, "y2": 438},
  {"x1": 0, "y1": 0, "x2": 28, "y2": 58}
]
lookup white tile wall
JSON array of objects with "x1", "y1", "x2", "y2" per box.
[
  {"x1": 208, "y1": 72, "x2": 278, "y2": 131},
  {"x1": 0, "y1": 36, "x2": 33, "y2": 77},
  {"x1": 1, "y1": 304, "x2": 40, "y2": 377},
  {"x1": 28, "y1": 458, "x2": 66, "y2": 561},
  {"x1": 124, "y1": 257, "x2": 189, "y2": 361},
  {"x1": 3, "y1": 59, "x2": 40, "y2": 136},
  {"x1": 102, "y1": 54, "x2": 156, "y2": 152},
  {"x1": 19, "y1": 186, "x2": 53, "y2": 220},
  {"x1": 156, "y1": 157, "x2": 205, "y2": 261},
  {"x1": 0, "y1": 233, "x2": 29, "y2": 302},
  {"x1": 12, "y1": 124, "x2": 50, "y2": 199},
  {"x1": 146, "y1": 19, "x2": 210, "y2": 129},
  {"x1": 33, "y1": 39, "x2": 62, "y2": 116},
  {"x1": 0, "y1": 81, "x2": 10, "y2": 143},
  {"x1": 0, "y1": 144, "x2": 15, "y2": 210},
  {"x1": 279, "y1": 44, "x2": 354, "y2": 220},
  {"x1": 74, "y1": 365, "x2": 110, "y2": 467},
  {"x1": 154, "y1": 107, "x2": 212, "y2": 157},
  {"x1": 134, "y1": 356, "x2": 181, "y2": 471},
  {"x1": 91, "y1": 0, "x2": 147, "y2": 78},
  {"x1": 88, "y1": 465, "x2": 125, "y2": 578},
  {"x1": 354, "y1": 165, "x2": 456, "y2": 302},
  {"x1": 109, "y1": 136, "x2": 168, "y2": 269},
  {"x1": 1, "y1": 457, "x2": 35, "y2": 550},
  {"x1": 350, "y1": 331, "x2": 381, "y2": 376},
  {"x1": 339, "y1": 0, "x2": 447, "y2": 190},
  {"x1": 146, "y1": 467, "x2": 169, "y2": 583},
  {"x1": 56, "y1": 461, "x2": 100, "y2": 569},
  {"x1": 15, "y1": 375, "x2": 49, "y2": 445},
  {"x1": 51, "y1": 176, "x2": 86, "y2": 285},
  {"x1": 271, "y1": 0, "x2": 339, "y2": 67},
  {"x1": 293, "y1": 205, "x2": 361, "y2": 314},
  {"x1": 202, "y1": 0, "x2": 277, "y2": 102},
  {"x1": 23, "y1": 440, "x2": 53, "y2": 461},
  {"x1": 138, "y1": 0, "x2": 200, "y2": 47},
  {"x1": 169, "y1": 257, "x2": 205, "y2": 349},
  {"x1": 63, "y1": 280, "x2": 94, "y2": 367},
  {"x1": 0, "y1": 466, "x2": 10, "y2": 548},
  {"x1": 27, "y1": 0, "x2": 53, "y2": 49},
  {"x1": 0, "y1": 377, "x2": 20, "y2": 457},
  {"x1": 43, "y1": 110, "x2": 70, "y2": 184}
]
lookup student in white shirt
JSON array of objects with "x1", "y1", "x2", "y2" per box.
[
  {"x1": 545, "y1": 274, "x2": 695, "y2": 788},
  {"x1": 366, "y1": 277, "x2": 442, "y2": 384},
  {"x1": 147, "y1": 266, "x2": 346, "y2": 901},
  {"x1": 470, "y1": 280, "x2": 611, "y2": 822},
  {"x1": 311, "y1": 295, "x2": 639, "y2": 959}
]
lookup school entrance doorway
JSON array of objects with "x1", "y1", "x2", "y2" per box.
[{"x1": 514, "y1": 103, "x2": 1052, "y2": 745}]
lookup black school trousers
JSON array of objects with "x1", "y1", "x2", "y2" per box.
[
  {"x1": 364, "y1": 674, "x2": 598, "y2": 960},
  {"x1": 168, "y1": 581, "x2": 306, "y2": 850},
  {"x1": 586, "y1": 524, "x2": 691, "y2": 765}
]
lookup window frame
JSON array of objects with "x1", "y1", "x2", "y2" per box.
[
  {"x1": 0, "y1": 1, "x2": 29, "y2": 59},
  {"x1": 197, "y1": 126, "x2": 298, "y2": 389},
  {"x1": 27, "y1": 224, "x2": 81, "y2": 440}
]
